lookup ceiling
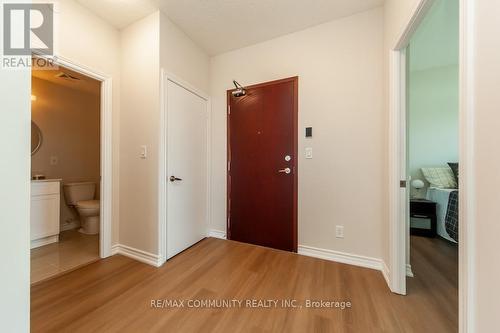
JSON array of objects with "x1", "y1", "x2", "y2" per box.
[
  {"x1": 76, "y1": 0, "x2": 384, "y2": 55},
  {"x1": 76, "y1": 0, "x2": 159, "y2": 30},
  {"x1": 32, "y1": 66, "x2": 101, "y2": 96}
]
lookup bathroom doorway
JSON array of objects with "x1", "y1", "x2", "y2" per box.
[{"x1": 30, "y1": 58, "x2": 111, "y2": 284}]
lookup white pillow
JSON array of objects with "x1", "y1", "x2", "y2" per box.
[{"x1": 421, "y1": 167, "x2": 457, "y2": 189}]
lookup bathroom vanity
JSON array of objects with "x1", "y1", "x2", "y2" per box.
[{"x1": 31, "y1": 179, "x2": 61, "y2": 249}]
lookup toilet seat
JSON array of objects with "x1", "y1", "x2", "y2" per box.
[{"x1": 76, "y1": 200, "x2": 100, "y2": 209}]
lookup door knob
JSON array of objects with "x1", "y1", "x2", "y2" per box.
[
  {"x1": 170, "y1": 176, "x2": 183, "y2": 182},
  {"x1": 278, "y1": 168, "x2": 291, "y2": 174}
]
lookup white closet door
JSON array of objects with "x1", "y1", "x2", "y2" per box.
[{"x1": 167, "y1": 79, "x2": 208, "y2": 259}]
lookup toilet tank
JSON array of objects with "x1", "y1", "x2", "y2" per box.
[{"x1": 63, "y1": 182, "x2": 96, "y2": 206}]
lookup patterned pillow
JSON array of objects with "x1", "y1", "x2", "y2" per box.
[
  {"x1": 421, "y1": 167, "x2": 458, "y2": 189},
  {"x1": 448, "y1": 162, "x2": 459, "y2": 184}
]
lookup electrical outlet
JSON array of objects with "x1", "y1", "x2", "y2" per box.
[
  {"x1": 305, "y1": 147, "x2": 313, "y2": 159},
  {"x1": 336, "y1": 225, "x2": 344, "y2": 239}
]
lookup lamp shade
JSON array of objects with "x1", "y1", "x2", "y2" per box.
[{"x1": 411, "y1": 179, "x2": 425, "y2": 190}]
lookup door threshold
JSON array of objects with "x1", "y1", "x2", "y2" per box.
[{"x1": 30, "y1": 258, "x2": 101, "y2": 287}]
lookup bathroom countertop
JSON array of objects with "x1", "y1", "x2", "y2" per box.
[{"x1": 31, "y1": 179, "x2": 63, "y2": 183}]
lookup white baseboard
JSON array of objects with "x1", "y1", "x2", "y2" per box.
[
  {"x1": 31, "y1": 235, "x2": 59, "y2": 249},
  {"x1": 382, "y1": 261, "x2": 391, "y2": 287},
  {"x1": 208, "y1": 229, "x2": 227, "y2": 240},
  {"x1": 111, "y1": 244, "x2": 163, "y2": 267},
  {"x1": 406, "y1": 264, "x2": 414, "y2": 277},
  {"x1": 298, "y1": 245, "x2": 387, "y2": 273}
]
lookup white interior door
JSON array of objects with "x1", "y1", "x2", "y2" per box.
[{"x1": 167, "y1": 79, "x2": 208, "y2": 259}]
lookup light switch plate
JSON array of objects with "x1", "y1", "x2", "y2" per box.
[
  {"x1": 305, "y1": 148, "x2": 313, "y2": 159},
  {"x1": 140, "y1": 145, "x2": 147, "y2": 159}
]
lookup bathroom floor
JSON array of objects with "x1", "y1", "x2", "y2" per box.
[{"x1": 31, "y1": 229, "x2": 99, "y2": 284}]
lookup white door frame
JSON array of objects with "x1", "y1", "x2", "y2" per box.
[
  {"x1": 388, "y1": 0, "x2": 475, "y2": 331},
  {"x1": 33, "y1": 53, "x2": 113, "y2": 258},
  {"x1": 158, "y1": 69, "x2": 211, "y2": 265}
]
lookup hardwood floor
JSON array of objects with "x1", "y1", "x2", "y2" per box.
[
  {"x1": 31, "y1": 237, "x2": 457, "y2": 332},
  {"x1": 31, "y1": 229, "x2": 99, "y2": 284},
  {"x1": 408, "y1": 235, "x2": 458, "y2": 331}
]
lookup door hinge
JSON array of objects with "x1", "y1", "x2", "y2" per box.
[
  {"x1": 400, "y1": 180, "x2": 407, "y2": 188},
  {"x1": 228, "y1": 160, "x2": 231, "y2": 171},
  {"x1": 228, "y1": 105, "x2": 231, "y2": 115}
]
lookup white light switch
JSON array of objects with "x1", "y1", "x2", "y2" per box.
[
  {"x1": 140, "y1": 145, "x2": 148, "y2": 159},
  {"x1": 305, "y1": 148, "x2": 313, "y2": 159}
]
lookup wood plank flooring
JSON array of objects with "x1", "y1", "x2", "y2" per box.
[
  {"x1": 31, "y1": 236, "x2": 457, "y2": 332},
  {"x1": 408, "y1": 235, "x2": 458, "y2": 331}
]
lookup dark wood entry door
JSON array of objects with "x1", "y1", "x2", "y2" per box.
[{"x1": 227, "y1": 77, "x2": 298, "y2": 252}]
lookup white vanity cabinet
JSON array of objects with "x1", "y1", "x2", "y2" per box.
[{"x1": 31, "y1": 180, "x2": 61, "y2": 249}]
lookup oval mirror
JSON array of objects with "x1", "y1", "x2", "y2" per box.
[{"x1": 31, "y1": 121, "x2": 43, "y2": 155}]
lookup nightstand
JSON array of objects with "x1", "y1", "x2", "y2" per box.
[{"x1": 410, "y1": 199, "x2": 437, "y2": 237}]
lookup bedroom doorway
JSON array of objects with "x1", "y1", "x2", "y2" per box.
[
  {"x1": 405, "y1": 0, "x2": 459, "y2": 301},
  {"x1": 389, "y1": 0, "x2": 460, "y2": 329},
  {"x1": 389, "y1": 0, "x2": 473, "y2": 330}
]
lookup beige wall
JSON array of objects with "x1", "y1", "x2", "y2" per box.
[
  {"x1": 31, "y1": 77, "x2": 100, "y2": 230},
  {"x1": 209, "y1": 8, "x2": 385, "y2": 259},
  {"x1": 54, "y1": 0, "x2": 121, "y2": 244},
  {"x1": 384, "y1": 0, "x2": 422, "y2": 50},
  {"x1": 471, "y1": 0, "x2": 500, "y2": 330},
  {"x1": 160, "y1": 12, "x2": 210, "y2": 93},
  {"x1": 119, "y1": 11, "x2": 210, "y2": 254},
  {"x1": 119, "y1": 12, "x2": 161, "y2": 254}
]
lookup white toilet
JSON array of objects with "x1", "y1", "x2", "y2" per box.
[{"x1": 63, "y1": 182, "x2": 100, "y2": 235}]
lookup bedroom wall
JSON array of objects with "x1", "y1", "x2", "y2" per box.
[
  {"x1": 408, "y1": 0, "x2": 459, "y2": 197},
  {"x1": 209, "y1": 8, "x2": 385, "y2": 260},
  {"x1": 408, "y1": 65, "x2": 459, "y2": 197}
]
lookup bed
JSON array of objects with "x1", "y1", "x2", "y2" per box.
[{"x1": 426, "y1": 187, "x2": 458, "y2": 243}]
